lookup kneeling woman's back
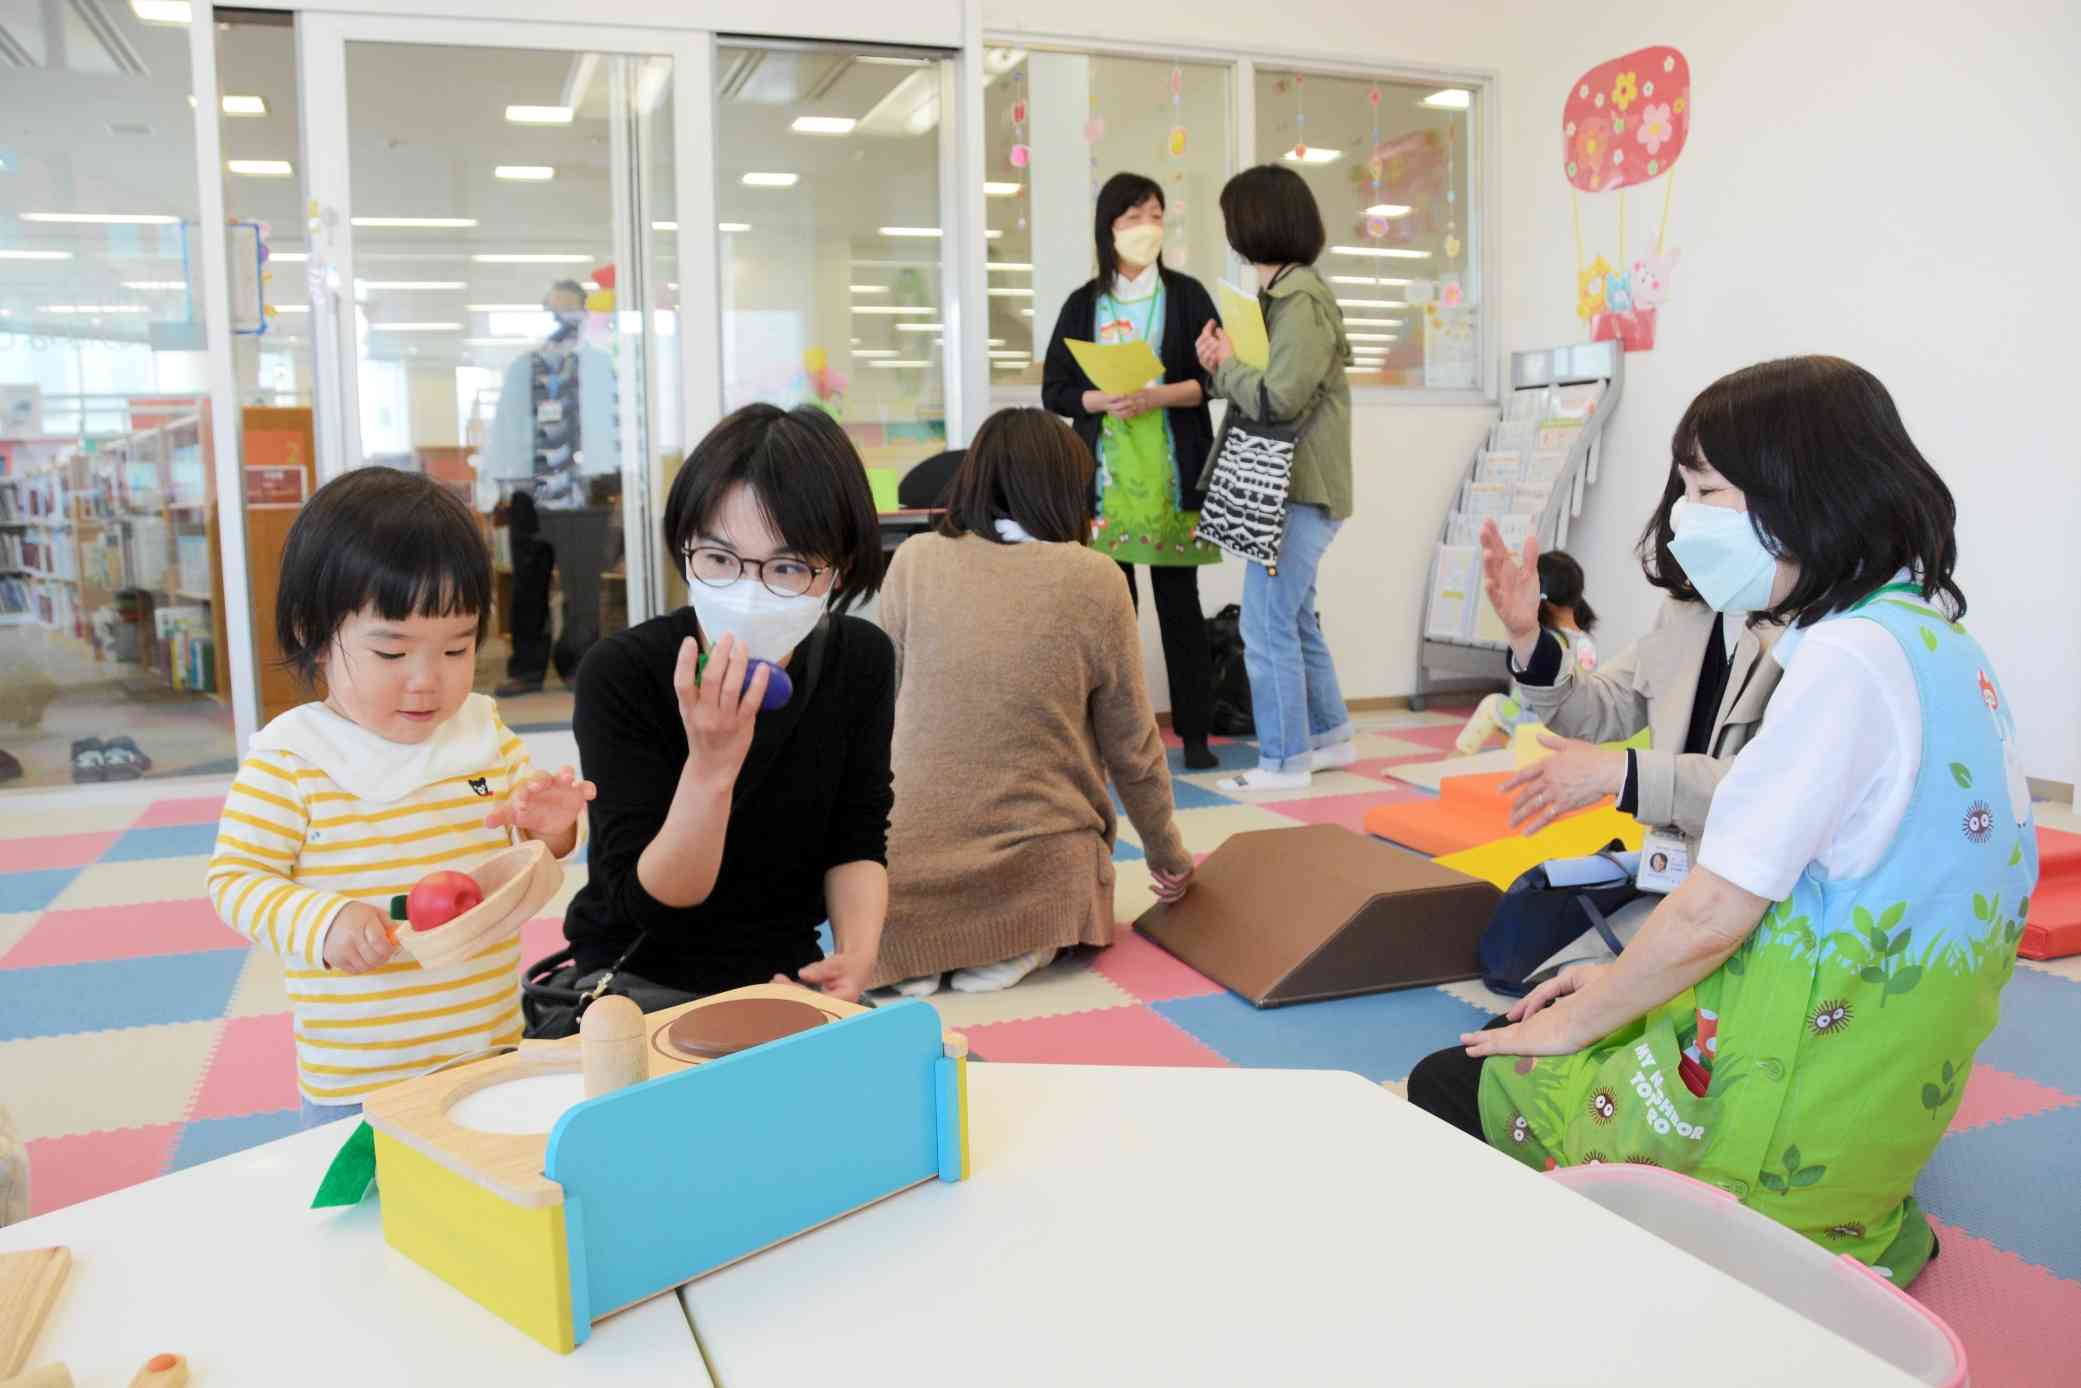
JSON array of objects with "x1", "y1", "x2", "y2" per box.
[{"x1": 877, "y1": 408, "x2": 1192, "y2": 993}]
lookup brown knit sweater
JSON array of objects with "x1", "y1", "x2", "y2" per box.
[{"x1": 874, "y1": 531, "x2": 1192, "y2": 985}]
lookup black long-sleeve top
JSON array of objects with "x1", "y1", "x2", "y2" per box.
[{"x1": 563, "y1": 608, "x2": 896, "y2": 992}]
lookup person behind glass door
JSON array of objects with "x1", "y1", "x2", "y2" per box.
[
  {"x1": 1196, "y1": 164, "x2": 1357, "y2": 793},
  {"x1": 484, "y1": 279, "x2": 621, "y2": 696},
  {"x1": 1042, "y1": 172, "x2": 1224, "y2": 772}
]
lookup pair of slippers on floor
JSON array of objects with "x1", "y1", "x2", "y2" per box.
[
  {"x1": 1214, "y1": 739, "x2": 1357, "y2": 794},
  {"x1": 72, "y1": 736, "x2": 152, "y2": 783}
]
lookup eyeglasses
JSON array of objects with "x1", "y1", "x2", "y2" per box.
[{"x1": 682, "y1": 545, "x2": 825, "y2": 598}]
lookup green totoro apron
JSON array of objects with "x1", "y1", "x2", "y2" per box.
[
  {"x1": 1478, "y1": 586, "x2": 2040, "y2": 1287},
  {"x1": 1090, "y1": 283, "x2": 1219, "y2": 569}
]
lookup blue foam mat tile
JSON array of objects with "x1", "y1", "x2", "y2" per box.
[
  {"x1": 1971, "y1": 965, "x2": 2081, "y2": 1093},
  {"x1": 1916, "y1": 1101, "x2": 2081, "y2": 1281},
  {"x1": 1112, "y1": 837, "x2": 1145, "y2": 864},
  {"x1": 0, "y1": 949, "x2": 250, "y2": 1040},
  {"x1": 103, "y1": 822, "x2": 222, "y2": 863},
  {"x1": 0, "y1": 867, "x2": 81, "y2": 914},
  {"x1": 169, "y1": 1108, "x2": 305, "y2": 1173},
  {"x1": 1153, "y1": 985, "x2": 1492, "y2": 1083}
]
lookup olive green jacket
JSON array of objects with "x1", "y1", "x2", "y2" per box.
[{"x1": 1210, "y1": 265, "x2": 1354, "y2": 520}]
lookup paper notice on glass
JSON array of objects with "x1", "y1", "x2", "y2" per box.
[
  {"x1": 1216, "y1": 280, "x2": 1270, "y2": 369},
  {"x1": 1424, "y1": 304, "x2": 1478, "y2": 389},
  {"x1": 1066, "y1": 338, "x2": 1164, "y2": 396},
  {"x1": 1427, "y1": 545, "x2": 1480, "y2": 641}
]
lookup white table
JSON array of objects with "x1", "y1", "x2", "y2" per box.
[
  {"x1": 0, "y1": 1121, "x2": 707, "y2": 1387},
  {"x1": 681, "y1": 1065, "x2": 1921, "y2": 1387}
]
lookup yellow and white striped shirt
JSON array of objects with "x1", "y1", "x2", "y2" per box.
[{"x1": 206, "y1": 695, "x2": 569, "y2": 1104}]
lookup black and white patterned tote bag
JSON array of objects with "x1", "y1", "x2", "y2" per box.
[{"x1": 1195, "y1": 382, "x2": 1302, "y2": 574}]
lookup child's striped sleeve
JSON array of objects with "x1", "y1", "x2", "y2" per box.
[{"x1": 206, "y1": 753, "x2": 358, "y2": 968}]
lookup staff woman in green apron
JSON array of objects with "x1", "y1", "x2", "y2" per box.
[
  {"x1": 1408, "y1": 356, "x2": 2038, "y2": 1289},
  {"x1": 1043, "y1": 172, "x2": 1224, "y2": 771}
]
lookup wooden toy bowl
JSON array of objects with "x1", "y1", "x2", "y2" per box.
[{"x1": 395, "y1": 840, "x2": 562, "y2": 970}]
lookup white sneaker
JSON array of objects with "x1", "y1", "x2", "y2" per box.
[
  {"x1": 1216, "y1": 768, "x2": 1312, "y2": 794},
  {"x1": 1311, "y1": 741, "x2": 1358, "y2": 771},
  {"x1": 949, "y1": 948, "x2": 1057, "y2": 993}
]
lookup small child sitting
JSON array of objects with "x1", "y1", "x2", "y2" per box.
[
  {"x1": 1455, "y1": 549, "x2": 1598, "y2": 754},
  {"x1": 206, "y1": 468, "x2": 594, "y2": 1128}
]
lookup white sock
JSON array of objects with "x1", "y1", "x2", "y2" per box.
[
  {"x1": 1311, "y1": 741, "x2": 1357, "y2": 771},
  {"x1": 949, "y1": 948, "x2": 1058, "y2": 993},
  {"x1": 888, "y1": 974, "x2": 943, "y2": 998},
  {"x1": 1217, "y1": 768, "x2": 1312, "y2": 793}
]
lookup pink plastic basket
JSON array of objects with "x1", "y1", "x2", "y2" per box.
[{"x1": 1549, "y1": 1164, "x2": 1966, "y2": 1386}]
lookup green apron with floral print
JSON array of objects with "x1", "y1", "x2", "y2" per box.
[
  {"x1": 1090, "y1": 283, "x2": 1219, "y2": 568},
  {"x1": 1479, "y1": 587, "x2": 2040, "y2": 1287}
]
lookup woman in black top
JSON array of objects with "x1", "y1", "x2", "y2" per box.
[
  {"x1": 1042, "y1": 172, "x2": 1224, "y2": 771},
  {"x1": 563, "y1": 404, "x2": 894, "y2": 1001}
]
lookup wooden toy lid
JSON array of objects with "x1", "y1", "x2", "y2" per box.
[{"x1": 657, "y1": 995, "x2": 844, "y2": 1060}]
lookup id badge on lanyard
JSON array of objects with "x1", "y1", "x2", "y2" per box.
[{"x1": 1636, "y1": 828, "x2": 1692, "y2": 894}]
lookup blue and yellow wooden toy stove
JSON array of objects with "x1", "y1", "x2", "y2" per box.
[{"x1": 361, "y1": 983, "x2": 971, "y2": 1353}]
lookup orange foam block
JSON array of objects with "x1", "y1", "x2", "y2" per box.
[
  {"x1": 2019, "y1": 825, "x2": 2081, "y2": 960},
  {"x1": 1363, "y1": 770, "x2": 1621, "y2": 857}
]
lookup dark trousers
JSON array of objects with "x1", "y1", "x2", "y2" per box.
[
  {"x1": 1406, "y1": 1014, "x2": 1512, "y2": 1142},
  {"x1": 508, "y1": 506, "x2": 614, "y2": 683},
  {"x1": 1119, "y1": 562, "x2": 1213, "y2": 743}
]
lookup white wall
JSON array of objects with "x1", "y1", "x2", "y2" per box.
[{"x1": 987, "y1": 0, "x2": 2081, "y2": 783}]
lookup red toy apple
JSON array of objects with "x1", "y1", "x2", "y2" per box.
[{"x1": 391, "y1": 869, "x2": 484, "y2": 932}]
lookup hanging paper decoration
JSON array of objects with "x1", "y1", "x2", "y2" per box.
[
  {"x1": 1010, "y1": 61, "x2": 1029, "y2": 229},
  {"x1": 1292, "y1": 73, "x2": 1306, "y2": 160},
  {"x1": 1009, "y1": 145, "x2": 1029, "y2": 168},
  {"x1": 1084, "y1": 118, "x2": 1104, "y2": 142},
  {"x1": 1561, "y1": 44, "x2": 1690, "y2": 351},
  {"x1": 1166, "y1": 64, "x2": 1185, "y2": 162},
  {"x1": 1169, "y1": 127, "x2": 1187, "y2": 157},
  {"x1": 1365, "y1": 87, "x2": 1383, "y2": 239}
]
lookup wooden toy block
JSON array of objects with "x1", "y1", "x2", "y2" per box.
[
  {"x1": 0, "y1": 1364, "x2": 73, "y2": 1388},
  {"x1": 362, "y1": 984, "x2": 968, "y2": 1352},
  {"x1": 578, "y1": 995, "x2": 646, "y2": 1097},
  {"x1": 394, "y1": 840, "x2": 561, "y2": 970},
  {"x1": 0, "y1": 1247, "x2": 69, "y2": 1378},
  {"x1": 127, "y1": 1354, "x2": 187, "y2": 1388}
]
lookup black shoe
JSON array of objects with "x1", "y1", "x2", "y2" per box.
[
  {"x1": 495, "y1": 678, "x2": 546, "y2": 698},
  {"x1": 0, "y1": 750, "x2": 20, "y2": 784},
  {"x1": 1182, "y1": 738, "x2": 1219, "y2": 771},
  {"x1": 104, "y1": 735, "x2": 152, "y2": 777},
  {"x1": 71, "y1": 737, "x2": 107, "y2": 783}
]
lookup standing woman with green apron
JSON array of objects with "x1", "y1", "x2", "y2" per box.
[{"x1": 1043, "y1": 172, "x2": 1224, "y2": 771}]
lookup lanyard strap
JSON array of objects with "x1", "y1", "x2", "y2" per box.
[
  {"x1": 1851, "y1": 580, "x2": 1925, "y2": 611},
  {"x1": 1101, "y1": 281, "x2": 1164, "y2": 345}
]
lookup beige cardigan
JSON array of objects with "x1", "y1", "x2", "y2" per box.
[
  {"x1": 1512, "y1": 597, "x2": 1783, "y2": 838},
  {"x1": 874, "y1": 532, "x2": 1191, "y2": 984}
]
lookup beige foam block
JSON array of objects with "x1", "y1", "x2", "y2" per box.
[
  {"x1": 1170, "y1": 804, "x2": 1307, "y2": 856},
  {"x1": 48, "y1": 856, "x2": 215, "y2": 911},
  {"x1": 3, "y1": 1019, "x2": 222, "y2": 1140},
  {"x1": 0, "y1": 912, "x2": 36, "y2": 960},
  {"x1": 226, "y1": 948, "x2": 290, "y2": 1018},
  {"x1": 1441, "y1": 977, "x2": 1515, "y2": 1015},
  {"x1": 1389, "y1": 747, "x2": 1517, "y2": 793},
  {"x1": 2019, "y1": 954, "x2": 2081, "y2": 984},
  {"x1": 907, "y1": 952, "x2": 1139, "y2": 1029}
]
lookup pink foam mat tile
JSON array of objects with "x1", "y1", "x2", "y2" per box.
[
  {"x1": 0, "y1": 898, "x2": 249, "y2": 970},
  {"x1": 25, "y1": 1122, "x2": 182, "y2": 1217},
  {"x1": 0, "y1": 831, "x2": 121, "y2": 875},
  {"x1": 1261, "y1": 787, "x2": 1430, "y2": 836},
  {"x1": 521, "y1": 914, "x2": 567, "y2": 970},
  {"x1": 964, "y1": 1004, "x2": 1234, "y2": 1068},
  {"x1": 132, "y1": 794, "x2": 231, "y2": 829},
  {"x1": 1946, "y1": 1063, "x2": 2081, "y2": 1134},
  {"x1": 1912, "y1": 1218, "x2": 2081, "y2": 1388},
  {"x1": 1390, "y1": 721, "x2": 1478, "y2": 753},
  {"x1": 1091, "y1": 930, "x2": 1223, "y2": 1002},
  {"x1": 187, "y1": 1013, "x2": 298, "y2": 1120}
]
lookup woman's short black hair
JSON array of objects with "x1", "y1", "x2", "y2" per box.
[
  {"x1": 1219, "y1": 163, "x2": 1326, "y2": 266},
  {"x1": 939, "y1": 407, "x2": 1094, "y2": 547},
  {"x1": 664, "y1": 403, "x2": 882, "y2": 615},
  {"x1": 1537, "y1": 550, "x2": 1596, "y2": 635},
  {"x1": 276, "y1": 467, "x2": 491, "y2": 684},
  {"x1": 1093, "y1": 172, "x2": 1165, "y2": 287},
  {"x1": 1637, "y1": 356, "x2": 1966, "y2": 627}
]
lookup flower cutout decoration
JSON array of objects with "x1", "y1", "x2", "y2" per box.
[
  {"x1": 1637, "y1": 102, "x2": 1674, "y2": 155},
  {"x1": 1612, "y1": 71, "x2": 1638, "y2": 111}
]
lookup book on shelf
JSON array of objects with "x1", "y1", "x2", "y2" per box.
[
  {"x1": 1444, "y1": 512, "x2": 1533, "y2": 549},
  {"x1": 1473, "y1": 450, "x2": 1525, "y2": 485},
  {"x1": 1459, "y1": 480, "x2": 1512, "y2": 516},
  {"x1": 1425, "y1": 545, "x2": 1480, "y2": 642}
]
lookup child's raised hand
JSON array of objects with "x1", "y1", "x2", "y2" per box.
[
  {"x1": 324, "y1": 902, "x2": 400, "y2": 974},
  {"x1": 486, "y1": 765, "x2": 595, "y2": 845}
]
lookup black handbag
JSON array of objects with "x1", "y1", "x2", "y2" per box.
[
  {"x1": 1476, "y1": 842, "x2": 1642, "y2": 997},
  {"x1": 522, "y1": 619, "x2": 833, "y2": 1038}
]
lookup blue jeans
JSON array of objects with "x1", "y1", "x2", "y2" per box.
[
  {"x1": 1241, "y1": 504, "x2": 1353, "y2": 773},
  {"x1": 298, "y1": 1097, "x2": 363, "y2": 1131}
]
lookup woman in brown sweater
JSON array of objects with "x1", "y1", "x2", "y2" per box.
[{"x1": 875, "y1": 408, "x2": 1194, "y2": 994}]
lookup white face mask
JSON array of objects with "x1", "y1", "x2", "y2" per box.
[
  {"x1": 685, "y1": 570, "x2": 826, "y2": 662},
  {"x1": 1114, "y1": 222, "x2": 1165, "y2": 268},
  {"x1": 1668, "y1": 498, "x2": 1779, "y2": 614}
]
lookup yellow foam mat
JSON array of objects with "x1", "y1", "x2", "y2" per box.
[{"x1": 1435, "y1": 807, "x2": 1646, "y2": 891}]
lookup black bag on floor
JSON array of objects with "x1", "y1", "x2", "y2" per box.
[
  {"x1": 1206, "y1": 604, "x2": 1254, "y2": 737},
  {"x1": 1478, "y1": 841, "x2": 1642, "y2": 996}
]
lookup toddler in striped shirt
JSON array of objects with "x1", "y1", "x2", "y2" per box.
[{"x1": 207, "y1": 468, "x2": 593, "y2": 1126}]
